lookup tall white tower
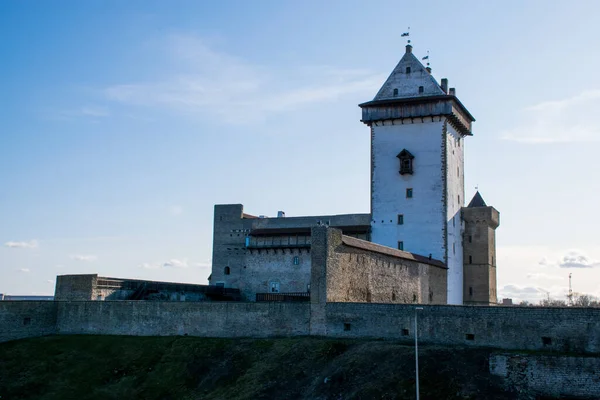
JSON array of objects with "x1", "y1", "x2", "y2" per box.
[{"x1": 359, "y1": 44, "x2": 475, "y2": 305}]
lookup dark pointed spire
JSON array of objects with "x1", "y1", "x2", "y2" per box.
[{"x1": 467, "y1": 191, "x2": 487, "y2": 208}]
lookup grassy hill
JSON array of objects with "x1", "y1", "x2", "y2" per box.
[{"x1": 0, "y1": 335, "x2": 520, "y2": 399}]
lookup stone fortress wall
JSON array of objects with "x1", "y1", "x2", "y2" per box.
[
  {"x1": 210, "y1": 204, "x2": 371, "y2": 298},
  {"x1": 2, "y1": 226, "x2": 599, "y2": 354},
  {"x1": 3, "y1": 300, "x2": 600, "y2": 354},
  {"x1": 54, "y1": 274, "x2": 240, "y2": 302}
]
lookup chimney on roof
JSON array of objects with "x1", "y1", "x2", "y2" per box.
[
  {"x1": 405, "y1": 44, "x2": 413, "y2": 54},
  {"x1": 277, "y1": 211, "x2": 285, "y2": 218},
  {"x1": 441, "y1": 78, "x2": 448, "y2": 94},
  {"x1": 449, "y1": 87, "x2": 456, "y2": 96}
]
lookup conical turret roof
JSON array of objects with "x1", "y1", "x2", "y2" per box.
[{"x1": 467, "y1": 191, "x2": 487, "y2": 208}]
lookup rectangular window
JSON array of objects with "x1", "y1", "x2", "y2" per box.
[
  {"x1": 402, "y1": 328, "x2": 409, "y2": 336},
  {"x1": 458, "y1": 195, "x2": 461, "y2": 204},
  {"x1": 398, "y1": 241, "x2": 404, "y2": 251},
  {"x1": 466, "y1": 333, "x2": 475, "y2": 341},
  {"x1": 468, "y1": 235, "x2": 472, "y2": 243},
  {"x1": 397, "y1": 214, "x2": 404, "y2": 225},
  {"x1": 469, "y1": 255, "x2": 472, "y2": 264},
  {"x1": 542, "y1": 337, "x2": 552, "y2": 346},
  {"x1": 23, "y1": 317, "x2": 31, "y2": 326},
  {"x1": 293, "y1": 256, "x2": 300, "y2": 265},
  {"x1": 344, "y1": 323, "x2": 351, "y2": 331},
  {"x1": 406, "y1": 188, "x2": 413, "y2": 198},
  {"x1": 469, "y1": 287, "x2": 473, "y2": 296}
]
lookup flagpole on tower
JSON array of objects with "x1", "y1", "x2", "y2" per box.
[{"x1": 401, "y1": 27, "x2": 410, "y2": 44}]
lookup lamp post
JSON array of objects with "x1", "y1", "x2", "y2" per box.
[{"x1": 414, "y1": 306, "x2": 423, "y2": 400}]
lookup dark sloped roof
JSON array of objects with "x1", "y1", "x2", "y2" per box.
[
  {"x1": 467, "y1": 191, "x2": 487, "y2": 208},
  {"x1": 341, "y1": 235, "x2": 447, "y2": 269}
]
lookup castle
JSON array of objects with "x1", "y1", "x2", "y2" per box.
[
  {"x1": 208, "y1": 43, "x2": 500, "y2": 306},
  {"x1": 49, "y1": 43, "x2": 500, "y2": 307},
  {"x1": 4, "y1": 45, "x2": 600, "y2": 399}
]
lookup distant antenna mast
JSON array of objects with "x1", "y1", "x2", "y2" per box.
[
  {"x1": 401, "y1": 27, "x2": 411, "y2": 44},
  {"x1": 568, "y1": 273, "x2": 573, "y2": 306}
]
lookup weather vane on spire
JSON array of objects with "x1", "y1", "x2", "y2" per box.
[
  {"x1": 401, "y1": 27, "x2": 410, "y2": 44},
  {"x1": 422, "y1": 50, "x2": 430, "y2": 67}
]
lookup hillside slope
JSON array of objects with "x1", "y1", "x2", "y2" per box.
[{"x1": 1, "y1": 335, "x2": 521, "y2": 399}]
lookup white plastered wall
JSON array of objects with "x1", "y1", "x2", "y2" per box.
[
  {"x1": 370, "y1": 119, "x2": 445, "y2": 262},
  {"x1": 445, "y1": 122, "x2": 465, "y2": 305}
]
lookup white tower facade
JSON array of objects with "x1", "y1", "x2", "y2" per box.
[{"x1": 360, "y1": 44, "x2": 475, "y2": 305}]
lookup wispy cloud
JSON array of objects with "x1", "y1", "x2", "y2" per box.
[
  {"x1": 501, "y1": 90, "x2": 600, "y2": 143},
  {"x1": 19, "y1": 268, "x2": 31, "y2": 273},
  {"x1": 168, "y1": 205, "x2": 183, "y2": 216},
  {"x1": 499, "y1": 284, "x2": 567, "y2": 303},
  {"x1": 140, "y1": 262, "x2": 161, "y2": 270},
  {"x1": 103, "y1": 34, "x2": 383, "y2": 124},
  {"x1": 163, "y1": 258, "x2": 189, "y2": 268},
  {"x1": 559, "y1": 250, "x2": 600, "y2": 269},
  {"x1": 140, "y1": 258, "x2": 209, "y2": 270},
  {"x1": 4, "y1": 240, "x2": 38, "y2": 249},
  {"x1": 539, "y1": 250, "x2": 600, "y2": 269},
  {"x1": 69, "y1": 254, "x2": 98, "y2": 262},
  {"x1": 54, "y1": 106, "x2": 111, "y2": 121}
]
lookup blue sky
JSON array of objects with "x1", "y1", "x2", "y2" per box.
[{"x1": 2, "y1": 0, "x2": 600, "y2": 303}]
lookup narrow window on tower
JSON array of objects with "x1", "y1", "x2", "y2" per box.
[
  {"x1": 393, "y1": 88, "x2": 398, "y2": 97},
  {"x1": 469, "y1": 287, "x2": 473, "y2": 296},
  {"x1": 398, "y1": 241, "x2": 404, "y2": 251},
  {"x1": 397, "y1": 149, "x2": 414, "y2": 175},
  {"x1": 406, "y1": 188, "x2": 413, "y2": 198},
  {"x1": 469, "y1": 255, "x2": 472, "y2": 264},
  {"x1": 406, "y1": 67, "x2": 411, "y2": 74},
  {"x1": 418, "y1": 86, "x2": 424, "y2": 93},
  {"x1": 469, "y1": 235, "x2": 472, "y2": 243},
  {"x1": 397, "y1": 214, "x2": 404, "y2": 225},
  {"x1": 458, "y1": 195, "x2": 461, "y2": 204},
  {"x1": 293, "y1": 256, "x2": 300, "y2": 265}
]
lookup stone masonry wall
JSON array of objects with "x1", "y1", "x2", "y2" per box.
[
  {"x1": 1, "y1": 301, "x2": 600, "y2": 358},
  {"x1": 54, "y1": 274, "x2": 97, "y2": 301},
  {"x1": 323, "y1": 303, "x2": 600, "y2": 354},
  {"x1": 0, "y1": 301, "x2": 57, "y2": 343},
  {"x1": 490, "y1": 353, "x2": 600, "y2": 399},
  {"x1": 55, "y1": 301, "x2": 309, "y2": 338},
  {"x1": 312, "y1": 226, "x2": 447, "y2": 305},
  {"x1": 241, "y1": 249, "x2": 311, "y2": 301}
]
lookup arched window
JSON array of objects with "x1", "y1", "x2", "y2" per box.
[{"x1": 224, "y1": 266, "x2": 230, "y2": 275}]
